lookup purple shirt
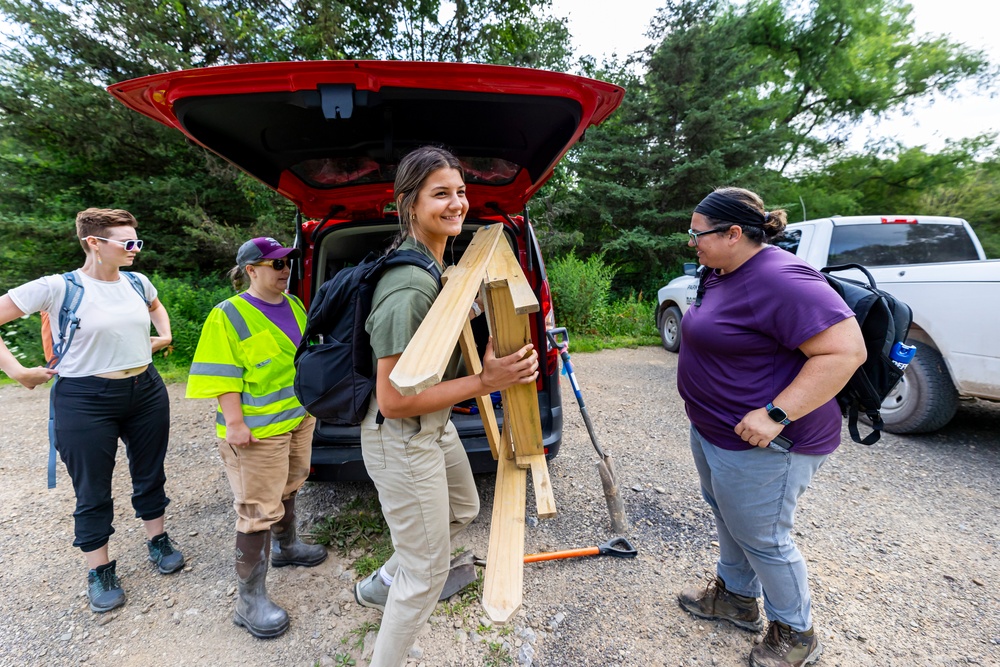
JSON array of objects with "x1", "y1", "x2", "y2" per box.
[
  {"x1": 239, "y1": 293, "x2": 303, "y2": 347},
  {"x1": 677, "y1": 246, "x2": 854, "y2": 455}
]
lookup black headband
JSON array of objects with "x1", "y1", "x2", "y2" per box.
[{"x1": 694, "y1": 191, "x2": 768, "y2": 227}]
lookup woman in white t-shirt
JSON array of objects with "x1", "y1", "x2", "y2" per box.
[{"x1": 0, "y1": 208, "x2": 184, "y2": 614}]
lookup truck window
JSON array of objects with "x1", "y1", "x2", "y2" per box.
[
  {"x1": 772, "y1": 229, "x2": 802, "y2": 255},
  {"x1": 828, "y1": 224, "x2": 980, "y2": 266}
]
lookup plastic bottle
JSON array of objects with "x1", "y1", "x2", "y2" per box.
[{"x1": 889, "y1": 342, "x2": 916, "y2": 372}]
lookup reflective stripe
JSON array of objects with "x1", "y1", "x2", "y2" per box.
[
  {"x1": 216, "y1": 406, "x2": 307, "y2": 428},
  {"x1": 189, "y1": 362, "x2": 243, "y2": 378},
  {"x1": 218, "y1": 301, "x2": 252, "y2": 340},
  {"x1": 241, "y1": 385, "x2": 298, "y2": 407}
]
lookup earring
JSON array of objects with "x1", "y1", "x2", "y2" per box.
[{"x1": 97, "y1": 253, "x2": 103, "y2": 266}]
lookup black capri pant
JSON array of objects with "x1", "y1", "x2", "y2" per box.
[{"x1": 52, "y1": 366, "x2": 171, "y2": 552}]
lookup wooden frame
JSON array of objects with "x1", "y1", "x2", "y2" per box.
[{"x1": 389, "y1": 224, "x2": 557, "y2": 623}]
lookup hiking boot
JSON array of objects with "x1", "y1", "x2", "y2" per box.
[
  {"x1": 147, "y1": 532, "x2": 185, "y2": 574},
  {"x1": 87, "y1": 560, "x2": 125, "y2": 613},
  {"x1": 270, "y1": 498, "x2": 327, "y2": 568},
  {"x1": 354, "y1": 569, "x2": 389, "y2": 612},
  {"x1": 749, "y1": 621, "x2": 823, "y2": 667},
  {"x1": 678, "y1": 576, "x2": 763, "y2": 632}
]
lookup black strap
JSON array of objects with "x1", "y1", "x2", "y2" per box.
[
  {"x1": 847, "y1": 405, "x2": 882, "y2": 445},
  {"x1": 693, "y1": 266, "x2": 711, "y2": 307}
]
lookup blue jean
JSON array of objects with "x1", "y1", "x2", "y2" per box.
[{"x1": 689, "y1": 425, "x2": 828, "y2": 631}]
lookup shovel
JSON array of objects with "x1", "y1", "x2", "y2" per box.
[
  {"x1": 437, "y1": 551, "x2": 478, "y2": 601},
  {"x1": 546, "y1": 328, "x2": 629, "y2": 535},
  {"x1": 473, "y1": 537, "x2": 638, "y2": 566}
]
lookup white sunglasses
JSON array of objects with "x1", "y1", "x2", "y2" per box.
[{"x1": 87, "y1": 236, "x2": 144, "y2": 251}]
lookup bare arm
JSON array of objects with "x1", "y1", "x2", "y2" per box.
[
  {"x1": 735, "y1": 317, "x2": 867, "y2": 447},
  {"x1": 218, "y1": 392, "x2": 258, "y2": 448},
  {"x1": 0, "y1": 294, "x2": 57, "y2": 389},
  {"x1": 375, "y1": 338, "x2": 538, "y2": 420},
  {"x1": 148, "y1": 297, "x2": 173, "y2": 354}
]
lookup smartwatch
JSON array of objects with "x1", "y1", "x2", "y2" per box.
[{"x1": 766, "y1": 402, "x2": 791, "y2": 425}]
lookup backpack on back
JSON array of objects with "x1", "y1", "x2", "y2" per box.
[
  {"x1": 293, "y1": 249, "x2": 441, "y2": 425},
  {"x1": 820, "y1": 263, "x2": 913, "y2": 445}
]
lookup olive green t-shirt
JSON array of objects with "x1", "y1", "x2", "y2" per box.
[{"x1": 365, "y1": 237, "x2": 463, "y2": 382}]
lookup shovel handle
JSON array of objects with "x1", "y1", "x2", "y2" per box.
[
  {"x1": 523, "y1": 538, "x2": 638, "y2": 563},
  {"x1": 524, "y1": 547, "x2": 599, "y2": 563}
]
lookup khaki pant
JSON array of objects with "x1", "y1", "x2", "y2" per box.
[
  {"x1": 361, "y1": 401, "x2": 479, "y2": 667},
  {"x1": 218, "y1": 416, "x2": 316, "y2": 533}
]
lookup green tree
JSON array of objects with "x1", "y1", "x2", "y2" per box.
[
  {"x1": 0, "y1": 0, "x2": 570, "y2": 285},
  {"x1": 550, "y1": 0, "x2": 992, "y2": 293}
]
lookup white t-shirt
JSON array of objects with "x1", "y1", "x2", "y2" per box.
[{"x1": 8, "y1": 270, "x2": 157, "y2": 377}]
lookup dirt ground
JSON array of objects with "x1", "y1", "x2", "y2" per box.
[{"x1": 0, "y1": 347, "x2": 998, "y2": 667}]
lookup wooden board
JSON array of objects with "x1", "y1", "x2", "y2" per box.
[
  {"x1": 481, "y1": 425, "x2": 526, "y2": 624},
  {"x1": 483, "y1": 252, "x2": 544, "y2": 463},
  {"x1": 490, "y1": 242, "x2": 539, "y2": 315},
  {"x1": 457, "y1": 319, "x2": 503, "y2": 460},
  {"x1": 526, "y1": 454, "x2": 557, "y2": 519},
  {"x1": 389, "y1": 224, "x2": 503, "y2": 396}
]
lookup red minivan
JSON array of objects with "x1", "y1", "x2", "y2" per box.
[{"x1": 109, "y1": 61, "x2": 624, "y2": 481}]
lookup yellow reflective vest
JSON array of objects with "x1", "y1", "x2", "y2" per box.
[{"x1": 186, "y1": 293, "x2": 308, "y2": 439}]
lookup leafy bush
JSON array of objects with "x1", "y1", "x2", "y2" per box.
[
  {"x1": 595, "y1": 291, "x2": 658, "y2": 338},
  {"x1": 0, "y1": 313, "x2": 45, "y2": 369},
  {"x1": 547, "y1": 250, "x2": 616, "y2": 334},
  {"x1": 151, "y1": 273, "x2": 234, "y2": 373}
]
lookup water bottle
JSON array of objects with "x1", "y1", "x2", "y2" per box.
[{"x1": 889, "y1": 342, "x2": 916, "y2": 372}]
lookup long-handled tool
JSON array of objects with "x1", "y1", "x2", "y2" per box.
[
  {"x1": 546, "y1": 327, "x2": 628, "y2": 535},
  {"x1": 473, "y1": 537, "x2": 638, "y2": 567}
]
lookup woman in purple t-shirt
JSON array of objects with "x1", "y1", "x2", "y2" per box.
[
  {"x1": 675, "y1": 188, "x2": 866, "y2": 667},
  {"x1": 187, "y1": 237, "x2": 327, "y2": 639}
]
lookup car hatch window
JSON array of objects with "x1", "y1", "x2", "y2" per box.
[{"x1": 829, "y1": 224, "x2": 980, "y2": 266}]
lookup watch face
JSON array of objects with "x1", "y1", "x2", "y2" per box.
[{"x1": 767, "y1": 405, "x2": 788, "y2": 423}]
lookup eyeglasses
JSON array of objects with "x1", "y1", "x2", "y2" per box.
[
  {"x1": 90, "y1": 236, "x2": 144, "y2": 251},
  {"x1": 252, "y1": 259, "x2": 289, "y2": 271},
  {"x1": 687, "y1": 228, "x2": 728, "y2": 246}
]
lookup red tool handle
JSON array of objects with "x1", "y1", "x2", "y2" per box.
[{"x1": 524, "y1": 547, "x2": 600, "y2": 563}]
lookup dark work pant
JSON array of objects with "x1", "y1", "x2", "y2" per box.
[{"x1": 52, "y1": 366, "x2": 171, "y2": 553}]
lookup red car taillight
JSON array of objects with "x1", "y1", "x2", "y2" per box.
[{"x1": 538, "y1": 279, "x2": 558, "y2": 387}]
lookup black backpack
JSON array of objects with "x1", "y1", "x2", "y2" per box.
[
  {"x1": 293, "y1": 249, "x2": 442, "y2": 425},
  {"x1": 820, "y1": 263, "x2": 913, "y2": 445}
]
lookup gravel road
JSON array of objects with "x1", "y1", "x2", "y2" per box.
[{"x1": 0, "y1": 347, "x2": 997, "y2": 667}]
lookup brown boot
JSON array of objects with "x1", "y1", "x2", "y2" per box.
[
  {"x1": 677, "y1": 576, "x2": 763, "y2": 632},
  {"x1": 749, "y1": 621, "x2": 823, "y2": 667},
  {"x1": 234, "y1": 531, "x2": 290, "y2": 639},
  {"x1": 270, "y1": 497, "x2": 328, "y2": 568}
]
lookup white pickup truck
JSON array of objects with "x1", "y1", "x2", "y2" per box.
[{"x1": 656, "y1": 215, "x2": 1000, "y2": 434}]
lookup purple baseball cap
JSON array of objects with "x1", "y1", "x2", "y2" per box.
[{"x1": 236, "y1": 237, "x2": 301, "y2": 268}]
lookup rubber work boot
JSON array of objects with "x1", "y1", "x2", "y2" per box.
[
  {"x1": 270, "y1": 497, "x2": 328, "y2": 568},
  {"x1": 233, "y1": 531, "x2": 290, "y2": 639},
  {"x1": 354, "y1": 568, "x2": 389, "y2": 612},
  {"x1": 147, "y1": 531, "x2": 185, "y2": 574},
  {"x1": 749, "y1": 621, "x2": 823, "y2": 667},
  {"x1": 677, "y1": 576, "x2": 764, "y2": 632},
  {"x1": 87, "y1": 560, "x2": 126, "y2": 613}
]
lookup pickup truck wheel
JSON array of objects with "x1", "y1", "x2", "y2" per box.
[
  {"x1": 659, "y1": 306, "x2": 682, "y2": 353},
  {"x1": 873, "y1": 341, "x2": 959, "y2": 434}
]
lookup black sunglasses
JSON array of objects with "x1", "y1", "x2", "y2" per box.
[{"x1": 252, "y1": 259, "x2": 289, "y2": 271}]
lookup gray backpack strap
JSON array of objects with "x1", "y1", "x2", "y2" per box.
[
  {"x1": 48, "y1": 271, "x2": 85, "y2": 489},
  {"x1": 121, "y1": 271, "x2": 152, "y2": 307}
]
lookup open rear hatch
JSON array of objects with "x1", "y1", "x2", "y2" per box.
[{"x1": 108, "y1": 61, "x2": 624, "y2": 218}]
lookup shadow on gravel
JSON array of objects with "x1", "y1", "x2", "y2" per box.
[{"x1": 624, "y1": 492, "x2": 716, "y2": 553}]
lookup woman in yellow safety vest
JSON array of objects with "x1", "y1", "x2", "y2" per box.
[{"x1": 186, "y1": 237, "x2": 326, "y2": 639}]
